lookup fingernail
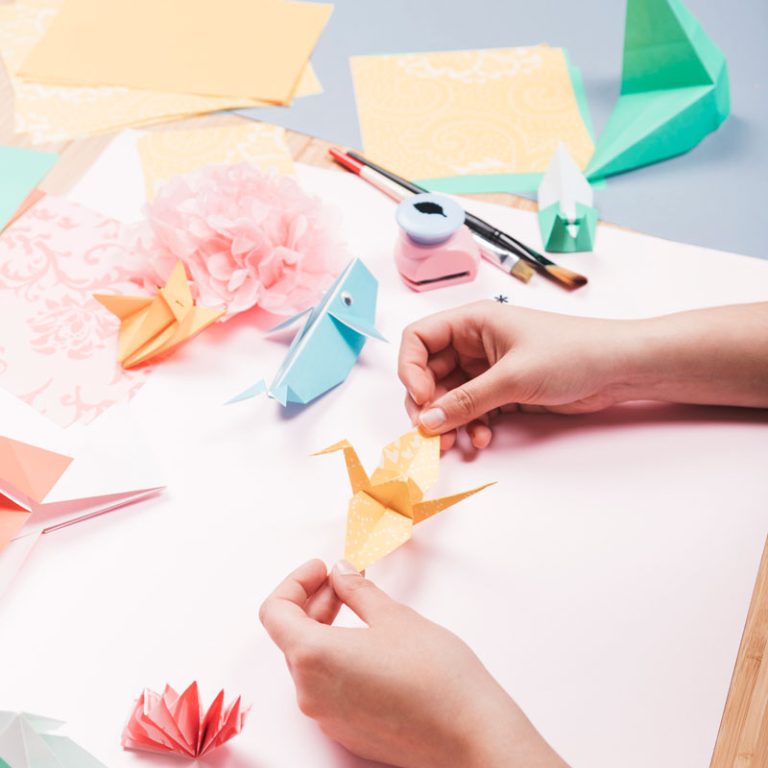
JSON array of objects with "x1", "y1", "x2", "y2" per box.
[
  {"x1": 419, "y1": 408, "x2": 446, "y2": 430},
  {"x1": 334, "y1": 559, "x2": 359, "y2": 576}
]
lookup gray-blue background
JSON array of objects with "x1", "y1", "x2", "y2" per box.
[{"x1": 237, "y1": 0, "x2": 768, "y2": 259}]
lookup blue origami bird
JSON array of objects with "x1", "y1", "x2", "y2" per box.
[{"x1": 228, "y1": 258, "x2": 385, "y2": 406}]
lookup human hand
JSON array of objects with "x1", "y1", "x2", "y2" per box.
[
  {"x1": 398, "y1": 301, "x2": 636, "y2": 450},
  {"x1": 260, "y1": 560, "x2": 568, "y2": 768}
]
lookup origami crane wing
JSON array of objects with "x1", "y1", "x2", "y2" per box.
[{"x1": 413, "y1": 483, "x2": 496, "y2": 524}]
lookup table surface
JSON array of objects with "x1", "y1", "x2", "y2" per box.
[
  {"x1": 1, "y1": 58, "x2": 767, "y2": 768},
  {"x1": 236, "y1": 0, "x2": 768, "y2": 260}
]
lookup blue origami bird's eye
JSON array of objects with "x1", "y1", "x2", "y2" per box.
[{"x1": 342, "y1": 291, "x2": 353, "y2": 306}]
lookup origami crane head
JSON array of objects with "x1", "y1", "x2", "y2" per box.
[
  {"x1": 0, "y1": 711, "x2": 106, "y2": 768},
  {"x1": 537, "y1": 143, "x2": 597, "y2": 253},
  {"x1": 229, "y1": 258, "x2": 385, "y2": 406},
  {"x1": 317, "y1": 429, "x2": 494, "y2": 571},
  {"x1": 122, "y1": 682, "x2": 248, "y2": 759},
  {"x1": 94, "y1": 260, "x2": 224, "y2": 369}
]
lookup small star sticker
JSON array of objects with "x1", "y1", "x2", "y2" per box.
[{"x1": 494, "y1": 294, "x2": 509, "y2": 303}]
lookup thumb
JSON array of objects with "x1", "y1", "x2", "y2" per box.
[
  {"x1": 418, "y1": 366, "x2": 510, "y2": 434},
  {"x1": 330, "y1": 560, "x2": 402, "y2": 626}
]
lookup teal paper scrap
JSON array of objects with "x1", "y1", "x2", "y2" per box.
[{"x1": 0, "y1": 145, "x2": 57, "y2": 231}]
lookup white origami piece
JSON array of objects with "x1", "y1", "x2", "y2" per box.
[
  {"x1": 537, "y1": 143, "x2": 598, "y2": 253},
  {"x1": 0, "y1": 712, "x2": 106, "y2": 768}
]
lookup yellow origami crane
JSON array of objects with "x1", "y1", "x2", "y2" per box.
[
  {"x1": 317, "y1": 429, "x2": 494, "y2": 571},
  {"x1": 94, "y1": 260, "x2": 224, "y2": 369}
]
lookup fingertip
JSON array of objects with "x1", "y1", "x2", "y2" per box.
[
  {"x1": 469, "y1": 423, "x2": 493, "y2": 450},
  {"x1": 306, "y1": 580, "x2": 342, "y2": 625},
  {"x1": 440, "y1": 431, "x2": 457, "y2": 452},
  {"x1": 404, "y1": 394, "x2": 420, "y2": 426},
  {"x1": 408, "y1": 376, "x2": 432, "y2": 407},
  {"x1": 294, "y1": 558, "x2": 330, "y2": 585}
]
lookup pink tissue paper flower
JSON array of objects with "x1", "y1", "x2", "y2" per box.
[{"x1": 128, "y1": 164, "x2": 346, "y2": 320}]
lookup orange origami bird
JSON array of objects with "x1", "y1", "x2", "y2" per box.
[
  {"x1": 317, "y1": 429, "x2": 494, "y2": 571},
  {"x1": 94, "y1": 260, "x2": 224, "y2": 369}
]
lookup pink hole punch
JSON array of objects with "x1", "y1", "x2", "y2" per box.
[{"x1": 394, "y1": 193, "x2": 480, "y2": 292}]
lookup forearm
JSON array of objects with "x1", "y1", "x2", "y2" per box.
[
  {"x1": 614, "y1": 303, "x2": 768, "y2": 408},
  {"x1": 461, "y1": 690, "x2": 569, "y2": 768}
]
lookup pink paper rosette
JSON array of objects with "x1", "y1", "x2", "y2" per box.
[
  {"x1": 122, "y1": 682, "x2": 248, "y2": 758},
  {"x1": 128, "y1": 163, "x2": 345, "y2": 320}
]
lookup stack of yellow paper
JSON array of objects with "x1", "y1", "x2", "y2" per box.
[{"x1": 1, "y1": 0, "x2": 329, "y2": 142}]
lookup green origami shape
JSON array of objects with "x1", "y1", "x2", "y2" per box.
[
  {"x1": 538, "y1": 202, "x2": 598, "y2": 253},
  {"x1": 586, "y1": 0, "x2": 729, "y2": 181},
  {"x1": 538, "y1": 144, "x2": 598, "y2": 253}
]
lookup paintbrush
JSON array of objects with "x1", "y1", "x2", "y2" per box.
[
  {"x1": 328, "y1": 148, "x2": 534, "y2": 284},
  {"x1": 344, "y1": 149, "x2": 588, "y2": 291}
]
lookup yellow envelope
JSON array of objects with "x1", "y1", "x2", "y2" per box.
[
  {"x1": 0, "y1": 0, "x2": 323, "y2": 143},
  {"x1": 350, "y1": 46, "x2": 595, "y2": 179},
  {"x1": 317, "y1": 430, "x2": 494, "y2": 571},
  {"x1": 20, "y1": 0, "x2": 332, "y2": 103},
  {"x1": 94, "y1": 261, "x2": 224, "y2": 369},
  {"x1": 137, "y1": 123, "x2": 295, "y2": 199}
]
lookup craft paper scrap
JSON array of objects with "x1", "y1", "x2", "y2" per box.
[
  {"x1": 20, "y1": 0, "x2": 333, "y2": 103},
  {"x1": 138, "y1": 123, "x2": 295, "y2": 199},
  {"x1": 94, "y1": 261, "x2": 225, "y2": 369},
  {"x1": 0, "y1": 144, "x2": 57, "y2": 232},
  {"x1": 0, "y1": 195, "x2": 148, "y2": 427},
  {"x1": 0, "y1": 386, "x2": 164, "y2": 554},
  {"x1": 586, "y1": 0, "x2": 729, "y2": 180},
  {"x1": 122, "y1": 683, "x2": 248, "y2": 758},
  {"x1": 0, "y1": 0, "x2": 322, "y2": 143},
  {"x1": 229, "y1": 258, "x2": 384, "y2": 407},
  {"x1": 538, "y1": 143, "x2": 597, "y2": 253},
  {"x1": 2, "y1": 188, "x2": 45, "y2": 232},
  {"x1": 317, "y1": 429, "x2": 494, "y2": 571},
  {"x1": 0, "y1": 711, "x2": 106, "y2": 767},
  {"x1": 350, "y1": 46, "x2": 595, "y2": 185}
]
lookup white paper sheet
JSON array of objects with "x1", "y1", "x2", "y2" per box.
[{"x1": 0, "y1": 143, "x2": 766, "y2": 768}]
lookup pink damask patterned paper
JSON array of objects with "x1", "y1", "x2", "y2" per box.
[{"x1": 0, "y1": 196, "x2": 149, "y2": 427}]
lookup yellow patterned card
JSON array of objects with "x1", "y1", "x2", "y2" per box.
[
  {"x1": 350, "y1": 46, "x2": 594, "y2": 180},
  {"x1": 137, "y1": 123, "x2": 295, "y2": 199},
  {"x1": 0, "y1": 0, "x2": 322, "y2": 143}
]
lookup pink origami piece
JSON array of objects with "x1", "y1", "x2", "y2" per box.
[{"x1": 122, "y1": 682, "x2": 248, "y2": 758}]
